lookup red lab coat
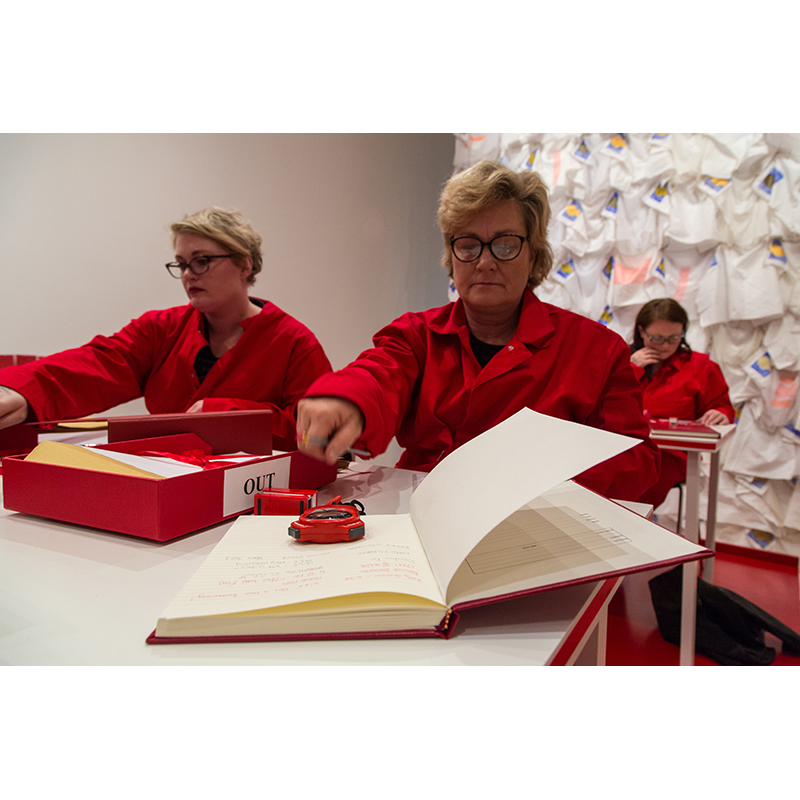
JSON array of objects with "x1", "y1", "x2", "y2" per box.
[
  {"x1": 0, "y1": 299, "x2": 331, "y2": 451},
  {"x1": 631, "y1": 349, "x2": 735, "y2": 508},
  {"x1": 306, "y1": 290, "x2": 660, "y2": 501}
]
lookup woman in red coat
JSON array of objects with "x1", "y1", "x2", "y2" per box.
[
  {"x1": 0, "y1": 208, "x2": 331, "y2": 450},
  {"x1": 630, "y1": 298, "x2": 735, "y2": 508},
  {"x1": 296, "y1": 161, "x2": 661, "y2": 502}
]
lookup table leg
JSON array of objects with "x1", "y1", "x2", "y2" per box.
[
  {"x1": 679, "y1": 452, "x2": 701, "y2": 666},
  {"x1": 680, "y1": 559, "x2": 698, "y2": 666},
  {"x1": 704, "y1": 451, "x2": 720, "y2": 583}
]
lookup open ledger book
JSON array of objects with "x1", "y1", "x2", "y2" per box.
[{"x1": 148, "y1": 409, "x2": 711, "y2": 643}]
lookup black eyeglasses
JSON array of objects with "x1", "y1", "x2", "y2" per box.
[
  {"x1": 165, "y1": 254, "x2": 235, "y2": 278},
  {"x1": 450, "y1": 234, "x2": 527, "y2": 263}
]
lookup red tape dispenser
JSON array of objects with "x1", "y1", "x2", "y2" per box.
[{"x1": 288, "y1": 496, "x2": 365, "y2": 544}]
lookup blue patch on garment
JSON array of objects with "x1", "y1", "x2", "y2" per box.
[
  {"x1": 769, "y1": 238, "x2": 787, "y2": 264},
  {"x1": 574, "y1": 139, "x2": 590, "y2": 160},
  {"x1": 562, "y1": 200, "x2": 583, "y2": 221},
  {"x1": 650, "y1": 182, "x2": 669, "y2": 202},
  {"x1": 750, "y1": 354, "x2": 772, "y2": 377},
  {"x1": 556, "y1": 259, "x2": 575, "y2": 279},
  {"x1": 606, "y1": 134, "x2": 627, "y2": 153},
  {"x1": 759, "y1": 167, "x2": 784, "y2": 195},
  {"x1": 703, "y1": 177, "x2": 729, "y2": 193},
  {"x1": 746, "y1": 529, "x2": 775, "y2": 549}
]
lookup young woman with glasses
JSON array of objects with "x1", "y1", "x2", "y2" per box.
[
  {"x1": 296, "y1": 161, "x2": 660, "y2": 503},
  {"x1": 630, "y1": 297, "x2": 735, "y2": 509},
  {"x1": 0, "y1": 208, "x2": 331, "y2": 450}
]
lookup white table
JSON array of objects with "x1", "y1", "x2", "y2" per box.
[{"x1": 0, "y1": 452, "x2": 617, "y2": 666}]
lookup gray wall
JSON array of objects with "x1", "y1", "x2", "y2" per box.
[
  {"x1": 0, "y1": 133, "x2": 455, "y2": 462},
  {"x1": 0, "y1": 133, "x2": 454, "y2": 363}
]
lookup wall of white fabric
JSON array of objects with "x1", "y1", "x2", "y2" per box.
[{"x1": 451, "y1": 133, "x2": 800, "y2": 556}]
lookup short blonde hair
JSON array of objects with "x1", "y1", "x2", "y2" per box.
[
  {"x1": 437, "y1": 161, "x2": 553, "y2": 289},
  {"x1": 171, "y1": 207, "x2": 263, "y2": 285}
]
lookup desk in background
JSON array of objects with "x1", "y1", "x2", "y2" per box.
[{"x1": 650, "y1": 424, "x2": 736, "y2": 665}]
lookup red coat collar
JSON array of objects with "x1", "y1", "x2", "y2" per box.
[{"x1": 427, "y1": 290, "x2": 556, "y2": 349}]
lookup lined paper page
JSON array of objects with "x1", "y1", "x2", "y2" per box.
[{"x1": 159, "y1": 514, "x2": 446, "y2": 621}]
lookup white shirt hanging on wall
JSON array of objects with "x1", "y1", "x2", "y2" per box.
[
  {"x1": 723, "y1": 403, "x2": 798, "y2": 481},
  {"x1": 711, "y1": 176, "x2": 771, "y2": 250},
  {"x1": 753, "y1": 155, "x2": 800, "y2": 234},
  {"x1": 606, "y1": 249, "x2": 665, "y2": 308},
  {"x1": 697, "y1": 243, "x2": 784, "y2": 327},
  {"x1": 661, "y1": 246, "x2": 716, "y2": 323},
  {"x1": 666, "y1": 182, "x2": 720, "y2": 252},
  {"x1": 702, "y1": 133, "x2": 771, "y2": 180}
]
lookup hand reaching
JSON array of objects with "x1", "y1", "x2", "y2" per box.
[{"x1": 296, "y1": 397, "x2": 365, "y2": 466}]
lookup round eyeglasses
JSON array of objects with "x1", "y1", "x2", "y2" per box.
[
  {"x1": 644, "y1": 331, "x2": 683, "y2": 345},
  {"x1": 165, "y1": 254, "x2": 235, "y2": 278},
  {"x1": 450, "y1": 234, "x2": 527, "y2": 263}
]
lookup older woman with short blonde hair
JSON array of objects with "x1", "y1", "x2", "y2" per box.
[{"x1": 298, "y1": 161, "x2": 660, "y2": 502}]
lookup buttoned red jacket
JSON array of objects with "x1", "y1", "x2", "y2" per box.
[
  {"x1": 630, "y1": 350, "x2": 735, "y2": 423},
  {"x1": 0, "y1": 299, "x2": 332, "y2": 451},
  {"x1": 306, "y1": 290, "x2": 660, "y2": 501},
  {"x1": 630, "y1": 349, "x2": 734, "y2": 508}
]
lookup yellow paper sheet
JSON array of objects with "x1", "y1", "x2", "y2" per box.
[{"x1": 24, "y1": 440, "x2": 161, "y2": 478}]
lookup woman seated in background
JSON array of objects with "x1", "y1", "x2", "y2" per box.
[
  {"x1": 0, "y1": 207, "x2": 331, "y2": 450},
  {"x1": 630, "y1": 298, "x2": 735, "y2": 509},
  {"x1": 296, "y1": 160, "x2": 660, "y2": 502}
]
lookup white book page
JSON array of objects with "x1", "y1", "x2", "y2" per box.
[
  {"x1": 409, "y1": 408, "x2": 640, "y2": 594},
  {"x1": 445, "y1": 480, "x2": 709, "y2": 606},
  {"x1": 159, "y1": 513, "x2": 446, "y2": 621}
]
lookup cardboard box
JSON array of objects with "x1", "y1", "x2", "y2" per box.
[{"x1": 1, "y1": 433, "x2": 336, "y2": 542}]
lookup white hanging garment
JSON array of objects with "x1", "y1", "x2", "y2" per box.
[
  {"x1": 713, "y1": 176, "x2": 772, "y2": 250},
  {"x1": 614, "y1": 180, "x2": 668, "y2": 253},
  {"x1": 782, "y1": 476, "x2": 800, "y2": 533},
  {"x1": 661, "y1": 243, "x2": 717, "y2": 322},
  {"x1": 665, "y1": 182, "x2": 720, "y2": 252},
  {"x1": 698, "y1": 244, "x2": 784, "y2": 326},
  {"x1": 605, "y1": 249, "x2": 665, "y2": 308},
  {"x1": 702, "y1": 133, "x2": 771, "y2": 180},
  {"x1": 723, "y1": 402, "x2": 798, "y2": 480},
  {"x1": 753, "y1": 155, "x2": 800, "y2": 235},
  {"x1": 668, "y1": 133, "x2": 707, "y2": 182},
  {"x1": 763, "y1": 312, "x2": 800, "y2": 371},
  {"x1": 453, "y1": 133, "x2": 501, "y2": 170}
]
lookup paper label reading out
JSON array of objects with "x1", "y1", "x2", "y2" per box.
[{"x1": 223, "y1": 458, "x2": 291, "y2": 517}]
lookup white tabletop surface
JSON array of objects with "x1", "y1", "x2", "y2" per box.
[{"x1": 1, "y1": 446, "x2": 604, "y2": 666}]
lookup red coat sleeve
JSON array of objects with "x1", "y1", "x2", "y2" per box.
[
  {"x1": 0, "y1": 310, "x2": 171, "y2": 423},
  {"x1": 571, "y1": 343, "x2": 661, "y2": 502},
  {"x1": 303, "y1": 317, "x2": 421, "y2": 458},
  {"x1": 696, "y1": 359, "x2": 735, "y2": 422}
]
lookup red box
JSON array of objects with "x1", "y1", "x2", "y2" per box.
[
  {"x1": 1, "y1": 433, "x2": 336, "y2": 541},
  {"x1": 107, "y1": 409, "x2": 273, "y2": 455},
  {"x1": 255, "y1": 488, "x2": 318, "y2": 516},
  {"x1": 0, "y1": 424, "x2": 38, "y2": 459}
]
